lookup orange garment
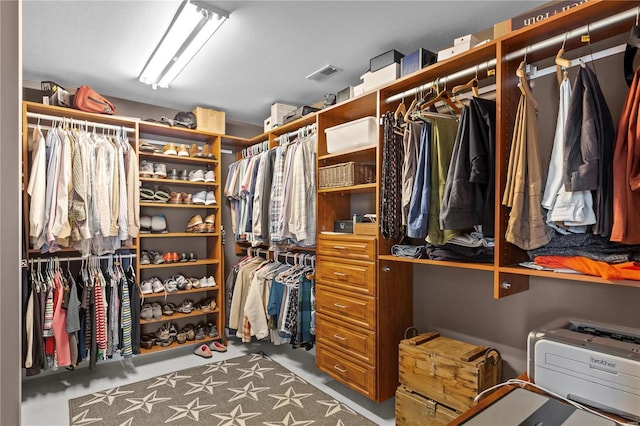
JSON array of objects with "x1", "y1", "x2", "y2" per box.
[{"x1": 534, "y1": 255, "x2": 640, "y2": 281}]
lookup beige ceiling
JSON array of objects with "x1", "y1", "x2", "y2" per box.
[{"x1": 22, "y1": 0, "x2": 544, "y2": 126}]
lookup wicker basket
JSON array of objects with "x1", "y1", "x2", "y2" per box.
[{"x1": 318, "y1": 162, "x2": 375, "y2": 188}]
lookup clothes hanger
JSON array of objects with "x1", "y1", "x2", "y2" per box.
[
  {"x1": 452, "y1": 66, "x2": 480, "y2": 98},
  {"x1": 624, "y1": 8, "x2": 640, "y2": 87},
  {"x1": 421, "y1": 80, "x2": 461, "y2": 114},
  {"x1": 516, "y1": 53, "x2": 539, "y2": 110},
  {"x1": 394, "y1": 96, "x2": 407, "y2": 121},
  {"x1": 555, "y1": 33, "x2": 571, "y2": 85}
]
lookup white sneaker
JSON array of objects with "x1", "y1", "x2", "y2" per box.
[
  {"x1": 207, "y1": 276, "x2": 216, "y2": 287},
  {"x1": 188, "y1": 169, "x2": 205, "y2": 182},
  {"x1": 139, "y1": 160, "x2": 154, "y2": 177},
  {"x1": 192, "y1": 190, "x2": 207, "y2": 205},
  {"x1": 151, "y1": 277, "x2": 165, "y2": 293},
  {"x1": 205, "y1": 191, "x2": 216, "y2": 205},
  {"x1": 199, "y1": 276, "x2": 209, "y2": 288},
  {"x1": 204, "y1": 170, "x2": 216, "y2": 182},
  {"x1": 140, "y1": 280, "x2": 153, "y2": 295}
]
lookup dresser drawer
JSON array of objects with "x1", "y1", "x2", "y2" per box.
[
  {"x1": 317, "y1": 256, "x2": 375, "y2": 296},
  {"x1": 316, "y1": 345, "x2": 376, "y2": 398},
  {"x1": 316, "y1": 313, "x2": 376, "y2": 364},
  {"x1": 316, "y1": 286, "x2": 375, "y2": 330},
  {"x1": 317, "y1": 235, "x2": 375, "y2": 261}
]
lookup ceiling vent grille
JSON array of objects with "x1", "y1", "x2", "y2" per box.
[{"x1": 306, "y1": 64, "x2": 341, "y2": 82}]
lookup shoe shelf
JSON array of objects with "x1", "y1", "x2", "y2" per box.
[
  {"x1": 142, "y1": 287, "x2": 219, "y2": 299},
  {"x1": 140, "y1": 177, "x2": 218, "y2": 187},
  {"x1": 139, "y1": 259, "x2": 220, "y2": 269},
  {"x1": 139, "y1": 308, "x2": 220, "y2": 325},
  {"x1": 139, "y1": 202, "x2": 218, "y2": 209},
  {"x1": 139, "y1": 336, "x2": 221, "y2": 355},
  {"x1": 138, "y1": 152, "x2": 218, "y2": 166},
  {"x1": 139, "y1": 232, "x2": 219, "y2": 238}
]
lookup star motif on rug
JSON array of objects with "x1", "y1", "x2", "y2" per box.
[
  {"x1": 263, "y1": 411, "x2": 315, "y2": 426},
  {"x1": 249, "y1": 353, "x2": 266, "y2": 362},
  {"x1": 117, "y1": 417, "x2": 134, "y2": 426},
  {"x1": 118, "y1": 390, "x2": 172, "y2": 414},
  {"x1": 269, "y1": 386, "x2": 312, "y2": 409},
  {"x1": 70, "y1": 409, "x2": 102, "y2": 425},
  {"x1": 317, "y1": 399, "x2": 357, "y2": 417},
  {"x1": 79, "y1": 386, "x2": 134, "y2": 407},
  {"x1": 227, "y1": 380, "x2": 270, "y2": 402},
  {"x1": 185, "y1": 375, "x2": 227, "y2": 395},
  {"x1": 277, "y1": 372, "x2": 307, "y2": 385},
  {"x1": 237, "y1": 362, "x2": 274, "y2": 380},
  {"x1": 211, "y1": 403, "x2": 260, "y2": 426},
  {"x1": 147, "y1": 371, "x2": 191, "y2": 389},
  {"x1": 203, "y1": 359, "x2": 240, "y2": 374},
  {"x1": 164, "y1": 397, "x2": 216, "y2": 423}
]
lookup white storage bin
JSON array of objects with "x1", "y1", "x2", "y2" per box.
[{"x1": 325, "y1": 116, "x2": 377, "y2": 154}]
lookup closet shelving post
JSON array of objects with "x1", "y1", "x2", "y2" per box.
[
  {"x1": 314, "y1": 90, "x2": 413, "y2": 402},
  {"x1": 137, "y1": 121, "x2": 225, "y2": 353}
]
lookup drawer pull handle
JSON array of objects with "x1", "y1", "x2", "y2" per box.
[
  {"x1": 333, "y1": 245, "x2": 347, "y2": 250},
  {"x1": 333, "y1": 303, "x2": 348, "y2": 309},
  {"x1": 334, "y1": 272, "x2": 348, "y2": 278},
  {"x1": 334, "y1": 365, "x2": 348, "y2": 373},
  {"x1": 333, "y1": 334, "x2": 348, "y2": 341}
]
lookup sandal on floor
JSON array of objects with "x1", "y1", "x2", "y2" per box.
[
  {"x1": 194, "y1": 344, "x2": 212, "y2": 358},
  {"x1": 209, "y1": 341, "x2": 227, "y2": 352}
]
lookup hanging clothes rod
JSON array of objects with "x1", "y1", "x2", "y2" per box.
[
  {"x1": 27, "y1": 253, "x2": 137, "y2": 264},
  {"x1": 529, "y1": 43, "x2": 627, "y2": 80},
  {"x1": 385, "y1": 6, "x2": 638, "y2": 104},
  {"x1": 26, "y1": 111, "x2": 136, "y2": 133},
  {"x1": 274, "y1": 123, "x2": 317, "y2": 143}
]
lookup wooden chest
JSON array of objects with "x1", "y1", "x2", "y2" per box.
[
  {"x1": 395, "y1": 385, "x2": 460, "y2": 426},
  {"x1": 398, "y1": 331, "x2": 502, "y2": 413}
]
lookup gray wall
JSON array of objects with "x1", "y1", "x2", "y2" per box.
[{"x1": 0, "y1": 0, "x2": 22, "y2": 424}]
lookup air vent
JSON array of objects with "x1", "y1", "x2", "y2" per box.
[{"x1": 306, "y1": 64, "x2": 341, "y2": 82}]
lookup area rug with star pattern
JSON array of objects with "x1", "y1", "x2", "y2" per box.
[{"x1": 68, "y1": 352, "x2": 377, "y2": 425}]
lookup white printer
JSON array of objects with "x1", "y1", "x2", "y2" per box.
[{"x1": 528, "y1": 318, "x2": 640, "y2": 421}]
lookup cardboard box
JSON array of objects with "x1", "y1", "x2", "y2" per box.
[
  {"x1": 454, "y1": 34, "x2": 479, "y2": 50},
  {"x1": 493, "y1": 19, "x2": 511, "y2": 39},
  {"x1": 437, "y1": 44, "x2": 469, "y2": 62},
  {"x1": 192, "y1": 107, "x2": 225, "y2": 134},
  {"x1": 361, "y1": 63, "x2": 400, "y2": 92},
  {"x1": 401, "y1": 48, "x2": 437, "y2": 77},
  {"x1": 395, "y1": 385, "x2": 460, "y2": 426},
  {"x1": 370, "y1": 49, "x2": 404, "y2": 72},
  {"x1": 399, "y1": 331, "x2": 502, "y2": 413}
]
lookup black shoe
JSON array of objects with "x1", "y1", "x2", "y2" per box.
[
  {"x1": 179, "y1": 252, "x2": 188, "y2": 262},
  {"x1": 167, "y1": 168, "x2": 178, "y2": 180},
  {"x1": 188, "y1": 252, "x2": 198, "y2": 262}
]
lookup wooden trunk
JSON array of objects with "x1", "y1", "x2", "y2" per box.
[
  {"x1": 398, "y1": 331, "x2": 502, "y2": 413},
  {"x1": 395, "y1": 385, "x2": 460, "y2": 426}
]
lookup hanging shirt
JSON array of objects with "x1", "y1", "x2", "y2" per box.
[
  {"x1": 407, "y1": 121, "x2": 432, "y2": 239},
  {"x1": 28, "y1": 125, "x2": 47, "y2": 245}
]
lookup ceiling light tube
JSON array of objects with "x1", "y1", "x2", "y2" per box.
[{"x1": 139, "y1": 0, "x2": 228, "y2": 89}]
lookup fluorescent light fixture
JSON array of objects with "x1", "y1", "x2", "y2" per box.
[{"x1": 139, "y1": 0, "x2": 228, "y2": 89}]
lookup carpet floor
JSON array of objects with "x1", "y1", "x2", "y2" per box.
[{"x1": 68, "y1": 352, "x2": 377, "y2": 425}]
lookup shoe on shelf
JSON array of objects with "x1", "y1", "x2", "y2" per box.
[
  {"x1": 202, "y1": 145, "x2": 215, "y2": 159},
  {"x1": 207, "y1": 322, "x2": 219, "y2": 338},
  {"x1": 204, "y1": 214, "x2": 215, "y2": 232},
  {"x1": 153, "y1": 163, "x2": 167, "y2": 178},
  {"x1": 209, "y1": 341, "x2": 227, "y2": 353},
  {"x1": 164, "y1": 277, "x2": 178, "y2": 293},
  {"x1": 151, "y1": 303, "x2": 162, "y2": 320},
  {"x1": 141, "y1": 334, "x2": 156, "y2": 349},
  {"x1": 188, "y1": 169, "x2": 205, "y2": 182},
  {"x1": 178, "y1": 299, "x2": 194, "y2": 314},
  {"x1": 176, "y1": 330, "x2": 187, "y2": 344},
  {"x1": 140, "y1": 215, "x2": 152, "y2": 233},
  {"x1": 207, "y1": 276, "x2": 217, "y2": 288},
  {"x1": 140, "y1": 250, "x2": 151, "y2": 265},
  {"x1": 139, "y1": 141, "x2": 157, "y2": 153},
  {"x1": 162, "y1": 252, "x2": 173, "y2": 263},
  {"x1": 199, "y1": 276, "x2": 209, "y2": 288},
  {"x1": 188, "y1": 277, "x2": 200, "y2": 288},
  {"x1": 179, "y1": 252, "x2": 189, "y2": 263},
  {"x1": 151, "y1": 277, "x2": 165, "y2": 293},
  {"x1": 175, "y1": 274, "x2": 191, "y2": 290},
  {"x1": 167, "y1": 168, "x2": 178, "y2": 180},
  {"x1": 189, "y1": 143, "x2": 202, "y2": 158},
  {"x1": 178, "y1": 169, "x2": 189, "y2": 181},
  {"x1": 140, "y1": 184, "x2": 156, "y2": 202},
  {"x1": 154, "y1": 186, "x2": 171, "y2": 203},
  {"x1": 139, "y1": 160, "x2": 154, "y2": 177},
  {"x1": 181, "y1": 192, "x2": 193, "y2": 205},
  {"x1": 163, "y1": 143, "x2": 177, "y2": 156},
  {"x1": 140, "y1": 280, "x2": 153, "y2": 295},
  {"x1": 151, "y1": 251, "x2": 165, "y2": 265},
  {"x1": 151, "y1": 214, "x2": 168, "y2": 233},
  {"x1": 168, "y1": 191, "x2": 182, "y2": 204},
  {"x1": 162, "y1": 303, "x2": 176, "y2": 316},
  {"x1": 200, "y1": 299, "x2": 216, "y2": 312},
  {"x1": 187, "y1": 216, "x2": 206, "y2": 233},
  {"x1": 194, "y1": 344, "x2": 212, "y2": 358},
  {"x1": 188, "y1": 252, "x2": 198, "y2": 262},
  {"x1": 140, "y1": 303, "x2": 153, "y2": 320},
  {"x1": 177, "y1": 144, "x2": 189, "y2": 157},
  {"x1": 192, "y1": 191, "x2": 207, "y2": 205},
  {"x1": 195, "y1": 322, "x2": 206, "y2": 340},
  {"x1": 184, "y1": 324, "x2": 196, "y2": 341},
  {"x1": 204, "y1": 170, "x2": 216, "y2": 182},
  {"x1": 205, "y1": 191, "x2": 216, "y2": 205}
]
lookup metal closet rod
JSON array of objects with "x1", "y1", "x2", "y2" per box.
[
  {"x1": 274, "y1": 123, "x2": 317, "y2": 143},
  {"x1": 28, "y1": 253, "x2": 137, "y2": 264},
  {"x1": 385, "y1": 6, "x2": 638, "y2": 104},
  {"x1": 26, "y1": 111, "x2": 136, "y2": 133}
]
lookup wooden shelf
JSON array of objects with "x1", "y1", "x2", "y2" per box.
[
  {"x1": 378, "y1": 255, "x2": 494, "y2": 272},
  {"x1": 317, "y1": 145, "x2": 377, "y2": 165},
  {"x1": 139, "y1": 121, "x2": 223, "y2": 141},
  {"x1": 138, "y1": 151, "x2": 219, "y2": 165},
  {"x1": 139, "y1": 336, "x2": 224, "y2": 355},
  {"x1": 318, "y1": 183, "x2": 377, "y2": 194},
  {"x1": 141, "y1": 287, "x2": 219, "y2": 300},
  {"x1": 139, "y1": 259, "x2": 219, "y2": 269},
  {"x1": 140, "y1": 202, "x2": 218, "y2": 209},
  {"x1": 498, "y1": 266, "x2": 640, "y2": 289},
  {"x1": 140, "y1": 308, "x2": 220, "y2": 325},
  {"x1": 139, "y1": 232, "x2": 219, "y2": 238},
  {"x1": 140, "y1": 177, "x2": 218, "y2": 187}
]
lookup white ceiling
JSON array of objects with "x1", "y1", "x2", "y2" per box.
[{"x1": 22, "y1": 0, "x2": 544, "y2": 127}]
